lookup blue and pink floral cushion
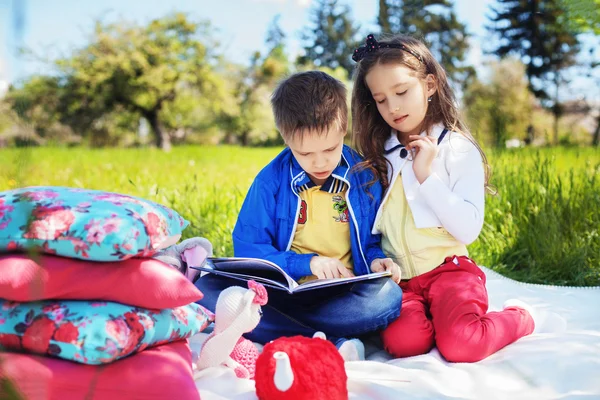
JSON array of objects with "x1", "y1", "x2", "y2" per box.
[
  {"x1": 0, "y1": 299, "x2": 214, "y2": 365},
  {"x1": 0, "y1": 186, "x2": 188, "y2": 261}
]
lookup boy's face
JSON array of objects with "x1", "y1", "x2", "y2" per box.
[{"x1": 286, "y1": 126, "x2": 346, "y2": 186}]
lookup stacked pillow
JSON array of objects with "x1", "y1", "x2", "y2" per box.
[
  {"x1": 0, "y1": 186, "x2": 212, "y2": 399},
  {"x1": 0, "y1": 186, "x2": 188, "y2": 261}
]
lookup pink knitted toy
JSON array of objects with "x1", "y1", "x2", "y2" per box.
[{"x1": 196, "y1": 280, "x2": 268, "y2": 379}]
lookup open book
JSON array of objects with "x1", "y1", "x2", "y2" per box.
[{"x1": 190, "y1": 257, "x2": 392, "y2": 294}]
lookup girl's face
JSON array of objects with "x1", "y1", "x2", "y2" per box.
[{"x1": 365, "y1": 63, "x2": 436, "y2": 138}]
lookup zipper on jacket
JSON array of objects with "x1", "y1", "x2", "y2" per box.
[{"x1": 286, "y1": 171, "x2": 303, "y2": 251}]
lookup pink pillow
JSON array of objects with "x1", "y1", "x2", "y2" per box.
[
  {"x1": 0, "y1": 254, "x2": 203, "y2": 309},
  {"x1": 0, "y1": 340, "x2": 200, "y2": 400}
]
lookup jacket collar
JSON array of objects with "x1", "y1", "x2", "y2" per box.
[{"x1": 290, "y1": 149, "x2": 350, "y2": 194}]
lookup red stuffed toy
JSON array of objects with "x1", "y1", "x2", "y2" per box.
[{"x1": 255, "y1": 335, "x2": 348, "y2": 400}]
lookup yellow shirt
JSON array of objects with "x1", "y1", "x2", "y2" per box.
[
  {"x1": 291, "y1": 185, "x2": 353, "y2": 282},
  {"x1": 376, "y1": 175, "x2": 468, "y2": 280}
]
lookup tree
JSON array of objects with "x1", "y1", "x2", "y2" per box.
[
  {"x1": 266, "y1": 14, "x2": 286, "y2": 51},
  {"x1": 7, "y1": 76, "x2": 60, "y2": 135},
  {"x1": 5, "y1": 76, "x2": 77, "y2": 146},
  {"x1": 0, "y1": 100, "x2": 16, "y2": 147},
  {"x1": 218, "y1": 15, "x2": 290, "y2": 146},
  {"x1": 56, "y1": 13, "x2": 221, "y2": 150},
  {"x1": 487, "y1": 0, "x2": 580, "y2": 145},
  {"x1": 558, "y1": 0, "x2": 600, "y2": 146},
  {"x1": 378, "y1": 0, "x2": 392, "y2": 34},
  {"x1": 593, "y1": 105, "x2": 600, "y2": 147},
  {"x1": 463, "y1": 58, "x2": 534, "y2": 148},
  {"x1": 557, "y1": 0, "x2": 600, "y2": 34},
  {"x1": 298, "y1": 0, "x2": 361, "y2": 79},
  {"x1": 378, "y1": 0, "x2": 474, "y2": 88}
]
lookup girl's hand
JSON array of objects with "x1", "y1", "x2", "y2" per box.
[
  {"x1": 371, "y1": 258, "x2": 402, "y2": 283},
  {"x1": 407, "y1": 135, "x2": 439, "y2": 184}
]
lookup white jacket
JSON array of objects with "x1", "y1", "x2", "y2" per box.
[{"x1": 372, "y1": 123, "x2": 485, "y2": 245}]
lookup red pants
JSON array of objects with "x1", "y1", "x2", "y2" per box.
[{"x1": 382, "y1": 256, "x2": 534, "y2": 363}]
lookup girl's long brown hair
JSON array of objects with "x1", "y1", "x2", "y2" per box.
[{"x1": 351, "y1": 34, "x2": 491, "y2": 193}]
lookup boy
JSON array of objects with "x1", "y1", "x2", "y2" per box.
[{"x1": 196, "y1": 71, "x2": 403, "y2": 360}]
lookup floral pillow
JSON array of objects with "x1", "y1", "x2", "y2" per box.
[
  {"x1": 0, "y1": 186, "x2": 189, "y2": 261},
  {"x1": 0, "y1": 299, "x2": 214, "y2": 365}
]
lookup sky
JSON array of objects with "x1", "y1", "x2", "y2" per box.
[{"x1": 0, "y1": 0, "x2": 495, "y2": 92}]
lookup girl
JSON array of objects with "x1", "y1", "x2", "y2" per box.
[{"x1": 350, "y1": 34, "x2": 537, "y2": 363}]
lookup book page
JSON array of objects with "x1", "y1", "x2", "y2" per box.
[
  {"x1": 293, "y1": 270, "x2": 392, "y2": 293},
  {"x1": 190, "y1": 265, "x2": 292, "y2": 292},
  {"x1": 206, "y1": 257, "x2": 298, "y2": 290}
]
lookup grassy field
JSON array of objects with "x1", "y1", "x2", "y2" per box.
[{"x1": 1, "y1": 145, "x2": 599, "y2": 286}]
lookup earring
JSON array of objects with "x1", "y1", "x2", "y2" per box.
[{"x1": 427, "y1": 97, "x2": 432, "y2": 103}]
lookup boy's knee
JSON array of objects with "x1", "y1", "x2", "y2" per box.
[
  {"x1": 371, "y1": 279, "x2": 403, "y2": 308},
  {"x1": 365, "y1": 281, "x2": 403, "y2": 323},
  {"x1": 349, "y1": 279, "x2": 402, "y2": 318},
  {"x1": 364, "y1": 281, "x2": 402, "y2": 330},
  {"x1": 388, "y1": 281, "x2": 403, "y2": 307}
]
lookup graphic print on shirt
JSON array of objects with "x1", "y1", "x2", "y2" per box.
[
  {"x1": 332, "y1": 195, "x2": 349, "y2": 223},
  {"x1": 298, "y1": 200, "x2": 307, "y2": 224}
]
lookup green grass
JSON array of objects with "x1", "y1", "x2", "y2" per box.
[
  {"x1": 0, "y1": 146, "x2": 279, "y2": 257},
  {"x1": 469, "y1": 148, "x2": 600, "y2": 286},
  {"x1": 1, "y1": 145, "x2": 599, "y2": 286}
]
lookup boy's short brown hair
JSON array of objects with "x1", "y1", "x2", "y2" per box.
[{"x1": 271, "y1": 71, "x2": 348, "y2": 141}]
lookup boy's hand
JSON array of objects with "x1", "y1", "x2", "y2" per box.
[
  {"x1": 407, "y1": 134, "x2": 439, "y2": 184},
  {"x1": 310, "y1": 256, "x2": 355, "y2": 279},
  {"x1": 371, "y1": 258, "x2": 401, "y2": 283}
]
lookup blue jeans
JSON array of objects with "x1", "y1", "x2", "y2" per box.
[{"x1": 195, "y1": 274, "x2": 403, "y2": 346}]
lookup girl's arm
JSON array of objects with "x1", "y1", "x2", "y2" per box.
[{"x1": 417, "y1": 140, "x2": 485, "y2": 245}]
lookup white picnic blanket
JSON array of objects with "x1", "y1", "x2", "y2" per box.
[{"x1": 191, "y1": 267, "x2": 600, "y2": 399}]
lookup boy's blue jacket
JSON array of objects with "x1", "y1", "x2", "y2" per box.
[{"x1": 232, "y1": 145, "x2": 387, "y2": 281}]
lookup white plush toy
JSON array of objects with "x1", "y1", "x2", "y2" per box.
[{"x1": 195, "y1": 280, "x2": 268, "y2": 379}]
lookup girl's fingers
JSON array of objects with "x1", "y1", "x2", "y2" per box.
[
  {"x1": 406, "y1": 139, "x2": 428, "y2": 150},
  {"x1": 408, "y1": 135, "x2": 437, "y2": 143}
]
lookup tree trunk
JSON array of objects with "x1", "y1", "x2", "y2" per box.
[
  {"x1": 553, "y1": 111, "x2": 559, "y2": 146},
  {"x1": 553, "y1": 74, "x2": 560, "y2": 146},
  {"x1": 146, "y1": 109, "x2": 171, "y2": 151},
  {"x1": 239, "y1": 130, "x2": 250, "y2": 147},
  {"x1": 593, "y1": 114, "x2": 600, "y2": 147},
  {"x1": 378, "y1": 0, "x2": 390, "y2": 34}
]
